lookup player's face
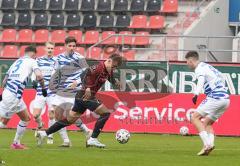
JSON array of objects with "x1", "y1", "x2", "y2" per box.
[
  {"x1": 186, "y1": 58, "x2": 195, "y2": 70},
  {"x1": 66, "y1": 42, "x2": 76, "y2": 54},
  {"x1": 111, "y1": 61, "x2": 119, "y2": 69},
  {"x1": 45, "y1": 44, "x2": 54, "y2": 56},
  {"x1": 28, "y1": 51, "x2": 37, "y2": 59}
]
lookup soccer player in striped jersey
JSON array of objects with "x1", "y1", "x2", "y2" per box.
[
  {"x1": 185, "y1": 51, "x2": 230, "y2": 156},
  {"x1": 0, "y1": 46, "x2": 47, "y2": 149},
  {"x1": 46, "y1": 37, "x2": 92, "y2": 147},
  {"x1": 32, "y1": 42, "x2": 56, "y2": 144},
  {"x1": 36, "y1": 53, "x2": 123, "y2": 148}
]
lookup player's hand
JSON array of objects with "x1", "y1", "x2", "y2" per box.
[
  {"x1": 82, "y1": 88, "x2": 91, "y2": 101},
  {"x1": 192, "y1": 95, "x2": 198, "y2": 105},
  {"x1": 68, "y1": 80, "x2": 78, "y2": 89},
  {"x1": 0, "y1": 94, "x2": 2, "y2": 101},
  {"x1": 32, "y1": 80, "x2": 38, "y2": 90},
  {"x1": 42, "y1": 88, "x2": 48, "y2": 97}
]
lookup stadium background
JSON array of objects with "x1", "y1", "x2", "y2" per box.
[{"x1": 0, "y1": 0, "x2": 239, "y2": 136}]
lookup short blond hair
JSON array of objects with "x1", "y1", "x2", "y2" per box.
[{"x1": 45, "y1": 41, "x2": 55, "y2": 46}]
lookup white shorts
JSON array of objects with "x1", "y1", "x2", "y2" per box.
[
  {"x1": 196, "y1": 97, "x2": 230, "y2": 121},
  {"x1": 33, "y1": 94, "x2": 55, "y2": 111},
  {"x1": 0, "y1": 89, "x2": 27, "y2": 119},
  {"x1": 51, "y1": 95, "x2": 75, "y2": 111}
]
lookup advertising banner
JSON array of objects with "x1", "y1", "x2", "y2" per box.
[{"x1": 3, "y1": 90, "x2": 240, "y2": 136}]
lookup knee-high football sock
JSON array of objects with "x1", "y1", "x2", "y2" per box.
[
  {"x1": 46, "y1": 119, "x2": 70, "y2": 136},
  {"x1": 91, "y1": 113, "x2": 110, "y2": 138},
  {"x1": 13, "y1": 120, "x2": 29, "y2": 144},
  {"x1": 48, "y1": 119, "x2": 56, "y2": 138}
]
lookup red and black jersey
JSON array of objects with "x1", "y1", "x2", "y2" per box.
[{"x1": 81, "y1": 62, "x2": 115, "y2": 97}]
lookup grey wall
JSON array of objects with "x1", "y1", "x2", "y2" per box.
[{"x1": 179, "y1": 0, "x2": 233, "y2": 62}]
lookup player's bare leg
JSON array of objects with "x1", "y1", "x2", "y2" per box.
[
  {"x1": 191, "y1": 112, "x2": 211, "y2": 156},
  {"x1": 11, "y1": 110, "x2": 30, "y2": 150},
  {"x1": 86, "y1": 104, "x2": 110, "y2": 148},
  {"x1": 33, "y1": 108, "x2": 44, "y2": 129}
]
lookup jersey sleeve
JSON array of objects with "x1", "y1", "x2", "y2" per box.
[
  {"x1": 83, "y1": 64, "x2": 101, "y2": 88},
  {"x1": 31, "y1": 60, "x2": 40, "y2": 72},
  {"x1": 195, "y1": 65, "x2": 205, "y2": 79},
  {"x1": 78, "y1": 56, "x2": 89, "y2": 69},
  {"x1": 194, "y1": 65, "x2": 205, "y2": 95}
]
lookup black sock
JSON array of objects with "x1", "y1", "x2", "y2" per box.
[
  {"x1": 46, "y1": 119, "x2": 70, "y2": 136},
  {"x1": 91, "y1": 113, "x2": 110, "y2": 138}
]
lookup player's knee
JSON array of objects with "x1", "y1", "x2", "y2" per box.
[{"x1": 191, "y1": 112, "x2": 201, "y2": 121}]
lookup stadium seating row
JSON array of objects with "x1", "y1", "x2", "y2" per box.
[
  {"x1": 0, "y1": 13, "x2": 165, "y2": 30},
  {"x1": 0, "y1": 45, "x2": 136, "y2": 60},
  {"x1": 0, "y1": 29, "x2": 150, "y2": 45},
  {"x1": 1, "y1": 0, "x2": 162, "y2": 13}
]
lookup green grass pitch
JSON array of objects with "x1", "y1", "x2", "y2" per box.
[{"x1": 0, "y1": 129, "x2": 240, "y2": 166}]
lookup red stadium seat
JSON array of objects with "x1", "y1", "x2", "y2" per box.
[
  {"x1": 161, "y1": 0, "x2": 178, "y2": 13},
  {"x1": 122, "y1": 50, "x2": 136, "y2": 60},
  {"x1": 36, "y1": 46, "x2": 46, "y2": 57},
  {"x1": 117, "y1": 31, "x2": 133, "y2": 45},
  {"x1": 133, "y1": 31, "x2": 150, "y2": 46},
  {"x1": 34, "y1": 29, "x2": 49, "y2": 43},
  {"x1": 148, "y1": 15, "x2": 165, "y2": 29},
  {"x1": 75, "y1": 47, "x2": 85, "y2": 56},
  {"x1": 86, "y1": 47, "x2": 102, "y2": 59},
  {"x1": 129, "y1": 15, "x2": 147, "y2": 29},
  {"x1": 83, "y1": 30, "x2": 99, "y2": 45},
  {"x1": 2, "y1": 45, "x2": 18, "y2": 58},
  {"x1": 68, "y1": 30, "x2": 82, "y2": 44},
  {"x1": 51, "y1": 30, "x2": 66, "y2": 44},
  {"x1": 1, "y1": 29, "x2": 17, "y2": 42},
  {"x1": 19, "y1": 45, "x2": 28, "y2": 57},
  {"x1": 17, "y1": 29, "x2": 33, "y2": 43},
  {"x1": 54, "y1": 46, "x2": 65, "y2": 56},
  {"x1": 101, "y1": 31, "x2": 116, "y2": 45}
]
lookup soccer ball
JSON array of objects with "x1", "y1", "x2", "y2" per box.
[
  {"x1": 179, "y1": 126, "x2": 189, "y2": 136},
  {"x1": 115, "y1": 129, "x2": 130, "y2": 144}
]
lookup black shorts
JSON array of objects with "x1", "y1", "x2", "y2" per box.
[{"x1": 72, "y1": 91, "x2": 102, "y2": 114}]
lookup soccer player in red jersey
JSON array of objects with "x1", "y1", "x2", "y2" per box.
[{"x1": 36, "y1": 53, "x2": 123, "y2": 148}]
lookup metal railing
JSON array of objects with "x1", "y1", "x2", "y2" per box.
[{"x1": 88, "y1": 34, "x2": 240, "y2": 62}]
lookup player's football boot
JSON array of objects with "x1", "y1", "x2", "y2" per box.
[
  {"x1": 47, "y1": 137, "x2": 54, "y2": 144},
  {"x1": 197, "y1": 145, "x2": 215, "y2": 156},
  {"x1": 35, "y1": 130, "x2": 46, "y2": 146},
  {"x1": 86, "y1": 138, "x2": 106, "y2": 148},
  {"x1": 59, "y1": 141, "x2": 72, "y2": 147},
  {"x1": 10, "y1": 143, "x2": 28, "y2": 150}
]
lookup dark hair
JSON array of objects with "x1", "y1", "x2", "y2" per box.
[
  {"x1": 185, "y1": 51, "x2": 199, "y2": 60},
  {"x1": 109, "y1": 53, "x2": 124, "y2": 66},
  {"x1": 25, "y1": 45, "x2": 37, "y2": 53},
  {"x1": 65, "y1": 36, "x2": 77, "y2": 44}
]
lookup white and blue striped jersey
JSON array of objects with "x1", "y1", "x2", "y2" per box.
[
  {"x1": 52, "y1": 52, "x2": 88, "y2": 97},
  {"x1": 5, "y1": 56, "x2": 39, "y2": 99},
  {"x1": 35, "y1": 56, "x2": 56, "y2": 96},
  {"x1": 195, "y1": 62, "x2": 229, "y2": 99}
]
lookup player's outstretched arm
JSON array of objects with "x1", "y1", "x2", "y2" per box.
[{"x1": 1, "y1": 74, "x2": 9, "y2": 88}]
